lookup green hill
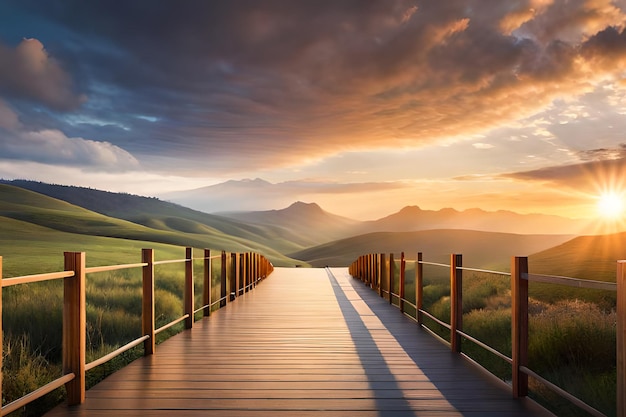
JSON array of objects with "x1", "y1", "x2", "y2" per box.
[
  {"x1": 0, "y1": 184, "x2": 301, "y2": 267},
  {"x1": 0, "y1": 180, "x2": 311, "y2": 254},
  {"x1": 290, "y1": 229, "x2": 572, "y2": 269}
]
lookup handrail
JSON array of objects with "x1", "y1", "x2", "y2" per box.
[
  {"x1": 0, "y1": 247, "x2": 274, "y2": 416},
  {"x1": 525, "y1": 272, "x2": 617, "y2": 291},
  {"x1": 85, "y1": 335, "x2": 150, "y2": 371},
  {"x1": 457, "y1": 329, "x2": 512, "y2": 364},
  {"x1": 153, "y1": 258, "x2": 187, "y2": 265},
  {"x1": 85, "y1": 263, "x2": 148, "y2": 274},
  {"x1": 419, "y1": 261, "x2": 450, "y2": 268},
  {"x1": 155, "y1": 314, "x2": 190, "y2": 335},
  {"x1": 1, "y1": 373, "x2": 75, "y2": 416},
  {"x1": 520, "y1": 366, "x2": 606, "y2": 417},
  {"x1": 459, "y1": 266, "x2": 511, "y2": 276},
  {"x1": 349, "y1": 251, "x2": 622, "y2": 417},
  {"x1": 2, "y1": 270, "x2": 74, "y2": 287}
]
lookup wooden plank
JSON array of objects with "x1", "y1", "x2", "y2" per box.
[{"x1": 46, "y1": 267, "x2": 553, "y2": 417}]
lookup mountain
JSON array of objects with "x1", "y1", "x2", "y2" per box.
[
  {"x1": 159, "y1": 178, "x2": 285, "y2": 212},
  {"x1": 290, "y1": 229, "x2": 574, "y2": 268},
  {"x1": 352, "y1": 205, "x2": 586, "y2": 235},
  {"x1": 218, "y1": 201, "x2": 359, "y2": 247}
]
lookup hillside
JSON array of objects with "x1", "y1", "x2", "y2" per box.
[
  {"x1": 290, "y1": 229, "x2": 573, "y2": 268},
  {"x1": 0, "y1": 184, "x2": 301, "y2": 266},
  {"x1": 527, "y1": 232, "x2": 625, "y2": 306},
  {"x1": 0, "y1": 180, "x2": 317, "y2": 254}
]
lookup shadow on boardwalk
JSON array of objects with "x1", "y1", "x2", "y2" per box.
[
  {"x1": 327, "y1": 268, "x2": 554, "y2": 417},
  {"x1": 45, "y1": 267, "x2": 553, "y2": 417}
]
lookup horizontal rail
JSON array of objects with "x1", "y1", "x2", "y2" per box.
[
  {"x1": 155, "y1": 314, "x2": 190, "y2": 334},
  {"x1": 402, "y1": 299, "x2": 417, "y2": 309},
  {"x1": 420, "y1": 321, "x2": 451, "y2": 347},
  {"x1": 194, "y1": 304, "x2": 210, "y2": 314},
  {"x1": 458, "y1": 266, "x2": 511, "y2": 276},
  {"x1": 210, "y1": 296, "x2": 228, "y2": 308},
  {"x1": 525, "y1": 273, "x2": 617, "y2": 291},
  {"x1": 419, "y1": 261, "x2": 450, "y2": 268},
  {"x1": 420, "y1": 308, "x2": 451, "y2": 330},
  {"x1": 153, "y1": 258, "x2": 187, "y2": 266},
  {"x1": 520, "y1": 366, "x2": 606, "y2": 417},
  {"x1": 2, "y1": 270, "x2": 74, "y2": 287},
  {"x1": 1, "y1": 372, "x2": 75, "y2": 416},
  {"x1": 85, "y1": 263, "x2": 148, "y2": 274},
  {"x1": 457, "y1": 330, "x2": 513, "y2": 364},
  {"x1": 85, "y1": 335, "x2": 151, "y2": 371}
]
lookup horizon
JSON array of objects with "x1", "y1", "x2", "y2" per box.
[{"x1": 1, "y1": 2, "x2": 626, "y2": 224}]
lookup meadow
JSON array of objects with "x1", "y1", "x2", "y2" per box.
[
  {"x1": 389, "y1": 260, "x2": 617, "y2": 417},
  {"x1": 0, "y1": 219, "x2": 234, "y2": 416}
]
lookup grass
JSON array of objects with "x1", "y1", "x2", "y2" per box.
[
  {"x1": 1, "y1": 243, "x2": 238, "y2": 416},
  {"x1": 382, "y1": 261, "x2": 618, "y2": 417}
]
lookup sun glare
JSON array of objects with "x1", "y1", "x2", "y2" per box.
[{"x1": 597, "y1": 192, "x2": 625, "y2": 219}]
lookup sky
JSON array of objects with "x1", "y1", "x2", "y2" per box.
[{"x1": 1, "y1": 0, "x2": 626, "y2": 221}]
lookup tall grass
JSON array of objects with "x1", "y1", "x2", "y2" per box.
[
  {"x1": 1, "y1": 249, "x2": 231, "y2": 416},
  {"x1": 404, "y1": 263, "x2": 617, "y2": 416}
]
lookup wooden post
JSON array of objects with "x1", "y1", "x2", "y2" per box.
[
  {"x1": 379, "y1": 254, "x2": 386, "y2": 298},
  {"x1": 235, "y1": 253, "x2": 241, "y2": 297},
  {"x1": 184, "y1": 247, "x2": 194, "y2": 329},
  {"x1": 450, "y1": 254, "x2": 463, "y2": 353},
  {"x1": 399, "y1": 252, "x2": 406, "y2": 313},
  {"x1": 389, "y1": 253, "x2": 395, "y2": 304},
  {"x1": 63, "y1": 252, "x2": 86, "y2": 405},
  {"x1": 617, "y1": 260, "x2": 626, "y2": 416},
  {"x1": 142, "y1": 249, "x2": 155, "y2": 355},
  {"x1": 244, "y1": 253, "x2": 249, "y2": 291},
  {"x1": 220, "y1": 251, "x2": 227, "y2": 307},
  {"x1": 416, "y1": 252, "x2": 423, "y2": 325},
  {"x1": 231, "y1": 253, "x2": 239, "y2": 300},
  {"x1": 374, "y1": 254, "x2": 379, "y2": 291},
  {"x1": 512, "y1": 256, "x2": 529, "y2": 397},
  {"x1": 203, "y1": 249, "x2": 211, "y2": 317}
]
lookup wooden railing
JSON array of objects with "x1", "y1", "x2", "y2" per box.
[
  {"x1": 0, "y1": 248, "x2": 273, "y2": 415},
  {"x1": 350, "y1": 252, "x2": 624, "y2": 417}
]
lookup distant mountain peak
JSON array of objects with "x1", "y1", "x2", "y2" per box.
[
  {"x1": 284, "y1": 201, "x2": 324, "y2": 213},
  {"x1": 399, "y1": 205, "x2": 422, "y2": 213}
]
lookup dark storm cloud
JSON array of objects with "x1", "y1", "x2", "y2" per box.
[{"x1": 1, "y1": 0, "x2": 626, "y2": 173}]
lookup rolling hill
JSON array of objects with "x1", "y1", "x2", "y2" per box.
[
  {"x1": 0, "y1": 184, "x2": 301, "y2": 266},
  {"x1": 0, "y1": 180, "x2": 326, "y2": 254},
  {"x1": 289, "y1": 229, "x2": 574, "y2": 269}
]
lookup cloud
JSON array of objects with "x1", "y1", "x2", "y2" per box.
[
  {"x1": 0, "y1": 127, "x2": 139, "y2": 171},
  {"x1": 3, "y1": 0, "x2": 626, "y2": 174},
  {"x1": 0, "y1": 38, "x2": 86, "y2": 110},
  {"x1": 0, "y1": 99, "x2": 20, "y2": 129},
  {"x1": 505, "y1": 148, "x2": 626, "y2": 192}
]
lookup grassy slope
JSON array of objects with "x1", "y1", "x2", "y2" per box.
[
  {"x1": 0, "y1": 216, "x2": 186, "y2": 277},
  {"x1": 290, "y1": 229, "x2": 573, "y2": 269},
  {"x1": 1, "y1": 180, "x2": 309, "y2": 254},
  {"x1": 0, "y1": 185, "x2": 301, "y2": 267},
  {"x1": 527, "y1": 233, "x2": 625, "y2": 305}
]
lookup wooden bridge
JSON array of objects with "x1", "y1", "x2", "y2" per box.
[{"x1": 44, "y1": 267, "x2": 552, "y2": 417}]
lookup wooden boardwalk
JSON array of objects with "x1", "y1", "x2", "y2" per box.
[{"x1": 46, "y1": 267, "x2": 554, "y2": 417}]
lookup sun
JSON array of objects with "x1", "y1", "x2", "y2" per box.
[{"x1": 597, "y1": 192, "x2": 625, "y2": 219}]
